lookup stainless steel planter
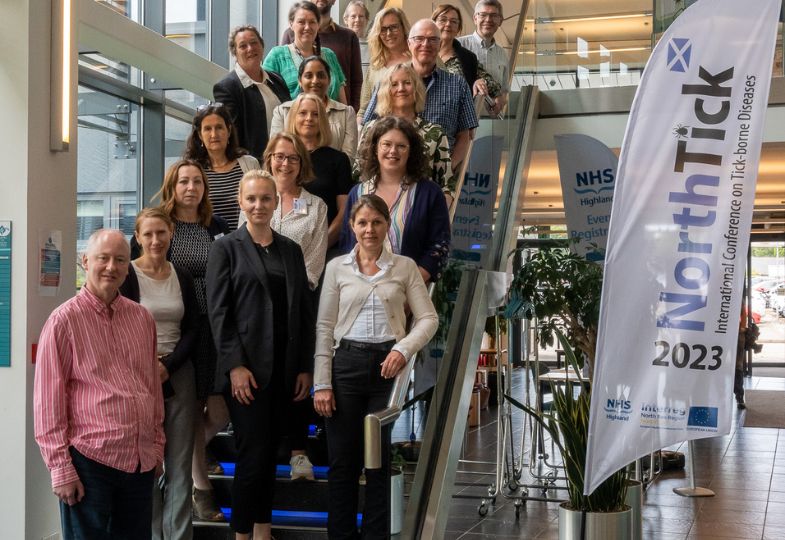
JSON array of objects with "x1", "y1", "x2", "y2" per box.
[{"x1": 558, "y1": 503, "x2": 632, "y2": 540}]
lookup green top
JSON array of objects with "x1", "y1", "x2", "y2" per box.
[{"x1": 263, "y1": 45, "x2": 347, "y2": 101}]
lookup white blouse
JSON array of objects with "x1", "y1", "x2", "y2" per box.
[
  {"x1": 271, "y1": 188, "x2": 329, "y2": 289},
  {"x1": 132, "y1": 261, "x2": 183, "y2": 356}
]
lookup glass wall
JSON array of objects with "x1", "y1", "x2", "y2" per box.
[{"x1": 76, "y1": 85, "x2": 140, "y2": 287}]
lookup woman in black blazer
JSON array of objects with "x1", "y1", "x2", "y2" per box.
[
  {"x1": 213, "y1": 25, "x2": 291, "y2": 160},
  {"x1": 206, "y1": 169, "x2": 315, "y2": 540}
]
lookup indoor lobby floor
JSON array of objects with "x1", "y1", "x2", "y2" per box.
[{"x1": 395, "y1": 370, "x2": 785, "y2": 540}]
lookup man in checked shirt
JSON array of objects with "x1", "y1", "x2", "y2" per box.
[{"x1": 34, "y1": 229, "x2": 164, "y2": 540}]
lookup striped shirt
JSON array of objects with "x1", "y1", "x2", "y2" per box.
[
  {"x1": 33, "y1": 287, "x2": 164, "y2": 488},
  {"x1": 206, "y1": 162, "x2": 244, "y2": 229}
]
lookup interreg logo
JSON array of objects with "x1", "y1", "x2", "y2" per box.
[
  {"x1": 667, "y1": 38, "x2": 692, "y2": 72},
  {"x1": 687, "y1": 406, "x2": 719, "y2": 429}
]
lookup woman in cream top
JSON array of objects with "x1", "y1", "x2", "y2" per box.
[{"x1": 313, "y1": 194, "x2": 437, "y2": 538}]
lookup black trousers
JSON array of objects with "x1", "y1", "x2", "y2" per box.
[
  {"x1": 224, "y1": 374, "x2": 285, "y2": 533},
  {"x1": 326, "y1": 341, "x2": 395, "y2": 540}
]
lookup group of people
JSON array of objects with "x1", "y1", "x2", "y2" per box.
[{"x1": 33, "y1": 1, "x2": 511, "y2": 539}]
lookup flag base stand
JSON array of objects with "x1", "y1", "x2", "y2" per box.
[{"x1": 673, "y1": 440, "x2": 715, "y2": 498}]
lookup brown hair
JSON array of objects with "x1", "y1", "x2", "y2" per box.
[
  {"x1": 375, "y1": 63, "x2": 426, "y2": 116},
  {"x1": 134, "y1": 207, "x2": 174, "y2": 233},
  {"x1": 357, "y1": 116, "x2": 429, "y2": 184},
  {"x1": 263, "y1": 132, "x2": 316, "y2": 186},
  {"x1": 286, "y1": 93, "x2": 332, "y2": 148},
  {"x1": 349, "y1": 193, "x2": 391, "y2": 224},
  {"x1": 153, "y1": 159, "x2": 214, "y2": 227},
  {"x1": 228, "y1": 25, "x2": 264, "y2": 56},
  {"x1": 183, "y1": 104, "x2": 246, "y2": 169},
  {"x1": 431, "y1": 4, "x2": 463, "y2": 33}
]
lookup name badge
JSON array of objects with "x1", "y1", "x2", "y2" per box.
[{"x1": 293, "y1": 198, "x2": 308, "y2": 215}]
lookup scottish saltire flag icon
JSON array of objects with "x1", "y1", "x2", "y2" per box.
[
  {"x1": 667, "y1": 38, "x2": 692, "y2": 72},
  {"x1": 687, "y1": 406, "x2": 719, "y2": 428}
]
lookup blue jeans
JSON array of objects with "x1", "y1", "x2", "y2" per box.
[
  {"x1": 60, "y1": 447, "x2": 155, "y2": 540},
  {"x1": 325, "y1": 340, "x2": 395, "y2": 539}
]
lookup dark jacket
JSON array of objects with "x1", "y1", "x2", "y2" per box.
[
  {"x1": 130, "y1": 214, "x2": 230, "y2": 260},
  {"x1": 453, "y1": 39, "x2": 480, "y2": 88},
  {"x1": 213, "y1": 70, "x2": 290, "y2": 159},
  {"x1": 206, "y1": 226, "x2": 315, "y2": 392},
  {"x1": 120, "y1": 263, "x2": 200, "y2": 375},
  {"x1": 340, "y1": 179, "x2": 451, "y2": 281}
]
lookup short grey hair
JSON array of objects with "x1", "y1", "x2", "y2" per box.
[
  {"x1": 84, "y1": 229, "x2": 130, "y2": 258},
  {"x1": 409, "y1": 19, "x2": 439, "y2": 39},
  {"x1": 343, "y1": 0, "x2": 369, "y2": 20},
  {"x1": 474, "y1": 0, "x2": 503, "y2": 19}
]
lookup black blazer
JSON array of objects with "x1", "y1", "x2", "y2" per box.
[
  {"x1": 120, "y1": 263, "x2": 200, "y2": 375},
  {"x1": 206, "y1": 226, "x2": 315, "y2": 392},
  {"x1": 213, "y1": 70, "x2": 291, "y2": 160},
  {"x1": 453, "y1": 40, "x2": 480, "y2": 88}
]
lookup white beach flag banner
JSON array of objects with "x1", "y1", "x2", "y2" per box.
[
  {"x1": 554, "y1": 134, "x2": 618, "y2": 263},
  {"x1": 584, "y1": 0, "x2": 779, "y2": 495}
]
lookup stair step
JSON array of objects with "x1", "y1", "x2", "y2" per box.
[{"x1": 218, "y1": 462, "x2": 330, "y2": 480}]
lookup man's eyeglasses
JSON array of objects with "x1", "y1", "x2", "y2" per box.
[
  {"x1": 476, "y1": 12, "x2": 502, "y2": 21},
  {"x1": 380, "y1": 24, "x2": 401, "y2": 35},
  {"x1": 271, "y1": 153, "x2": 302, "y2": 164},
  {"x1": 408, "y1": 36, "x2": 440, "y2": 46}
]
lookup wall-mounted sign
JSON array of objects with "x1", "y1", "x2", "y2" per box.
[{"x1": 0, "y1": 221, "x2": 11, "y2": 367}]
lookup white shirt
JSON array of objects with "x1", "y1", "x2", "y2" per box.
[
  {"x1": 132, "y1": 261, "x2": 183, "y2": 356},
  {"x1": 342, "y1": 248, "x2": 397, "y2": 343},
  {"x1": 270, "y1": 188, "x2": 328, "y2": 290},
  {"x1": 235, "y1": 63, "x2": 282, "y2": 129}
]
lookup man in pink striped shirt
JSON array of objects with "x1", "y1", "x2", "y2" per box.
[{"x1": 34, "y1": 229, "x2": 165, "y2": 540}]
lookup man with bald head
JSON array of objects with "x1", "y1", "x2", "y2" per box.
[
  {"x1": 34, "y1": 229, "x2": 164, "y2": 540},
  {"x1": 362, "y1": 18, "x2": 478, "y2": 165}
]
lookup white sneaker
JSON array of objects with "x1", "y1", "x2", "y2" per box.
[{"x1": 290, "y1": 454, "x2": 315, "y2": 481}]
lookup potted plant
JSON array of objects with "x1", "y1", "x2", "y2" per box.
[
  {"x1": 504, "y1": 246, "x2": 602, "y2": 376},
  {"x1": 506, "y1": 332, "x2": 631, "y2": 539}
]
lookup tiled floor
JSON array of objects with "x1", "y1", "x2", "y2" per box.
[{"x1": 396, "y1": 368, "x2": 785, "y2": 539}]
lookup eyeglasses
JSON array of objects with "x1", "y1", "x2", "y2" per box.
[
  {"x1": 435, "y1": 17, "x2": 460, "y2": 27},
  {"x1": 196, "y1": 101, "x2": 225, "y2": 112},
  {"x1": 380, "y1": 24, "x2": 401, "y2": 35},
  {"x1": 408, "y1": 36, "x2": 440, "y2": 45},
  {"x1": 476, "y1": 12, "x2": 502, "y2": 21},
  {"x1": 272, "y1": 153, "x2": 302, "y2": 164},
  {"x1": 379, "y1": 141, "x2": 410, "y2": 152}
]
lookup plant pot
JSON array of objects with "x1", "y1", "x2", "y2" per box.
[
  {"x1": 392, "y1": 441, "x2": 421, "y2": 462},
  {"x1": 626, "y1": 480, "x2": 642, "y2": 540},
  {"x1": 558, "y1": 502, "x2": 631, "y2": 540},
  {"x1": 390, "y1": 467, "x2": 405, "y2": 535}
]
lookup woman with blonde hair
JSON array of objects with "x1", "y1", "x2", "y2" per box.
[
  {"x1": 355, "y1": 63, "x2": 455, "y2": 201},
  {"x1": 357, "y1": 7, "x2": 412, "y2": 120},
  {"x1": 287, "y1": 93, "x2": 353, "y2": 252}
]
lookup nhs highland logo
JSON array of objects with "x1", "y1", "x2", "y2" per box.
[
  {"x1": 667, "y1": 38, "x2": 692, "y2": 72},
  {"x1": 603, "y1": 398, "x2": 632, "y2": 422}
]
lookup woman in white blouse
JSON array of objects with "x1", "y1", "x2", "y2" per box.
[
  {"x1": 263, "y1": 132, "x2": 328, "y2": 290},
  {"x1": 313, "y1": 194, "x2": 438, "y2": 538},
  {"x1": 270, "y1": 56, "x2": 358, "y2": 159},
  {"x1": 120, "y1": 207, "x2": 200, "y2": 539}
]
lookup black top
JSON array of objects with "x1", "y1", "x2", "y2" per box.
[
  {"x1": 308, "y1": 146, "x2": 354, "y2": 224},
  {"x1": 452, "y1": 40, "x2": 480, "y2": 89},
  {"x1": 255, "y1": 240, "x2": 288, "y2": 361}
]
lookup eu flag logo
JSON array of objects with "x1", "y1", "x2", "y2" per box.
[
  {"x1": 687, "y1": 406, "x2": 718, "y2": 428},
  {"x1": 667, "y1": 38, "x2": 692, "y2": 72}
]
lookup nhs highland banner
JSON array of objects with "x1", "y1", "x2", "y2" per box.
[
  {"x1": 584, "y1": 0, "x2": 779, "y2": 495},
  {"x1": 554, "y1": 134, "x2": 618, "y2": 262}
]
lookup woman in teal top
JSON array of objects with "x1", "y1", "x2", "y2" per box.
[{"x1": 264, "y1": 1, "x2": 347, "y2": 103}]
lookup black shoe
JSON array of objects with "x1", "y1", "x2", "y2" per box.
[{"x1": 737, "y1": 400, "x2": 746, "y2": 410}]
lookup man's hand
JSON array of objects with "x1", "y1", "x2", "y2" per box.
[
  {"x1": 473, "y1": 78, "x2": 489, "y2": 96},
  {"x1": 54, "y1": 479, "x2": 85, "y2": 506},
  {"x1": 230, "y1": 366, "x2": 258, "y2": 405},
  {"x1": 293, "y1": 372, "x2": 313, "y2": 402},
  {"x1": 314, "y1": 389, "x2": 336, "y2": 418}
]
